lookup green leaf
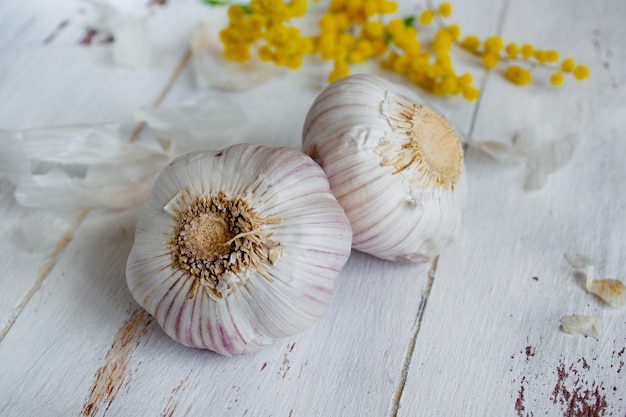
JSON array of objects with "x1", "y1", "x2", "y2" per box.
[
  {"x1": 202, "y1": 0, "x2": 251, "y2": 14},
  {"x1": 403, "y1": 16, "x2": 416, "y2": 27}
]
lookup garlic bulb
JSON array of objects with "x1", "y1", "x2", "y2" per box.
[
  {"x1": 302, "y1": 74, "x2": 467, "y2": 262},
  {"x1": 126, "y1": 144, "x2": 352, "y2": 356}
]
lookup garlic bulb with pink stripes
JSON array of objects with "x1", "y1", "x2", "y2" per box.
[
  {"x1": 302, "y1": 74, "x2": 467, "y2": 262},
  {"x1": 126, "y1": 144, "x2": 352, "y2": 356}
]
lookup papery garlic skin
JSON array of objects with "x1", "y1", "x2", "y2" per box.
[
  {"x1": 126, "y1": 144, "x2": 352, "y2": 356},
  {"x1": 302, "y1": 74, "x2": 467, "y2": 262}
]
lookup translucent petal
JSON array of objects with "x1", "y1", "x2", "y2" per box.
[
  {"x1": 560, "y1": 315, "x2": 601, "y2": 339},
  {"x1": 469, "y1": 124, "x2": 578, "y2": 191},
  {"x1": 0, "y1": 124, "x2": 170, "y2": 210},
  {"x1": 134, "y1": 94, "x2": 246, "y2": 154},
  {"x1": 564, "y1": 253, "x2": 624, "y2": 306},
  {"x1": 586, "y1": 278, "x2": 626, "y2": 307},
  {"x1": 85, "y1": 0, "x2": 152, "y2": 68},
  {"x1": 471, "y1": 140, "x2": 527, "y2": 165},
  {"x1": 110, "y1": 18, "x2": 152, "y2": 68},
  {"x1": 522, "y1": 130, "x2": 578, "y2": 191},
  {"x1": 564, "y1": 253, "x2": 595, "y2": 270}
]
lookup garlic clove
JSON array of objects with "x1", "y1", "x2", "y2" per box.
[
  {"x1": 126, "y1": 144, "x2": 352, "y2": 356},
  {"x1": 302, "y1": 74, "x2": 466, "y2": 262}
]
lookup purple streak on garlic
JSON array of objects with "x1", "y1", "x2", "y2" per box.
[
  {"x1": 302, "y1": 74, "x2": 467, "y2": 262},
  {"x1": 125, "y1": 144, "x2": 352, "y2": 356}
]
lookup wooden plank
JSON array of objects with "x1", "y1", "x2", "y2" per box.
[
  {"x1": 0, "y1": 204, "x2": 431, "y2": 416},
  {"x1": 0, "y1": 0, "x2": 195, "y2": 336},
  {"x1": 2, "y1": 0, "x2": 624, "y2": 416},
  {"x1": 397, "y1": 0, "x2": 626, "y2": 415},
  {"x1": 0, "y1": 4, "x2": 430, "y2": 414}
]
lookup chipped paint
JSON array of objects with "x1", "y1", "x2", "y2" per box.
[
  {"x1": 160, "y1": 369, "x2": 193, "y2": 417},
  {"x1": 551, "y1": 361, "x2": 608, "y2": 416},
  {"x1": 280, "y1": 353, "x2": 290, "y2": 379},
  {"x1": 514, "y1": 376, "x2": 526, "y2": 417},
  {"x1": 80, "y1": 309, "x2": 152, "y2": 417},
  {"x1": 512, "y1": 350, "x2": 626, "y2": 417},
  {"x1": 43, "y1": 19, "x2": 69, "y2": 44}
]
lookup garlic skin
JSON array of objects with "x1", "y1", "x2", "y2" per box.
[
  {"x1": 126, "y1": 144, "x2": 352, "y2": 356},
  {"x1": 302, "y1": 74, "x2": 467, "y2": 262}
]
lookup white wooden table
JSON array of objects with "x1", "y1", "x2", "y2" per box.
[{"x1": 1, "y1": 0, "x2": 625, "y2": 416}]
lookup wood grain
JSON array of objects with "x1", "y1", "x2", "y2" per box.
[
  {"x1": 1, "y1": 0, "x2": 624, "y2": 416},
  {"x1": 80, "y1": 309, "x2": 152, "y2": 417},
  {"x1": 397, "y1": 0, "x2": 626, "y2": 415}
]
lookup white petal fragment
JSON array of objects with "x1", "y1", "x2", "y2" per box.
[
  {"x1": 134, "y1": 94, "x2": 246, "y2": 153},
  {"x1": 110, "y1": 19, "x2": 152, "y2": 68},
  {"x1": 471, "y1": 140, "x2": 527, "y2": 165},
  {"x1": 470, "y1": 124, "x2": 578, "y2": 191},
  {"x1": 560, "y1": 315, "x2": 601, "y2": 339},
  {"x1": 85, "y1": 0, "x2": 152, "y2": 68},
  {"x1": 586, "y1": 278, "x2": 626, "y2": 307},
  {"x1": 190, "y1": 22, "x2": 280, "y2": 90},
  {"x1": 565, "y1": 253, "x2": 625, "y2": 307},
  {"x1": 564, "y1": 253, "x2": 595, "y2": 270},
  {"x1": 10, "y1": 210, "x2": 74, "y2": 252},
  {"x1": 0, "y1": 124, "x2": 170, "y2": 211}
]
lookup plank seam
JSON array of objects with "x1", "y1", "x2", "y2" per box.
[
  {"x1": 388, "y1": 255, "x2": 439, "y2": 417},
  {"x1": 467, "y1": 0, "x2": 512, "y2": 138},
  {"x1": 0, "y1": 208, "x2": 90, "y2": 340},
  {"x1": 0, "y1": 48, "x2": 192, "y2": 342}
]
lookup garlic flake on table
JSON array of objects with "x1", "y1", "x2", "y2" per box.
[
  {"x1": 302, "y1": 74, "x2": 467, "y2": 262},
  {"x1": 0, "y1": 124, "x2": 169, "y2": 211},
  {"x1": 560, "y1": 315, "x2": 601, "y2": 339},
  {"x1": 134, "y1": 93, "x2": 246, "y2": 154},
  {"x1": 85, "y1": 0, "x2": 152, "y2": 68},
  {"x1": 469, "y1": 124, "x2": 578, "y2": 191},
  {"x1": 126, "y1": 144, "x2": 352, "y2": 356},
  {"x1": 565, "y1": 253, "x2": 625, "y2": 307}
]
